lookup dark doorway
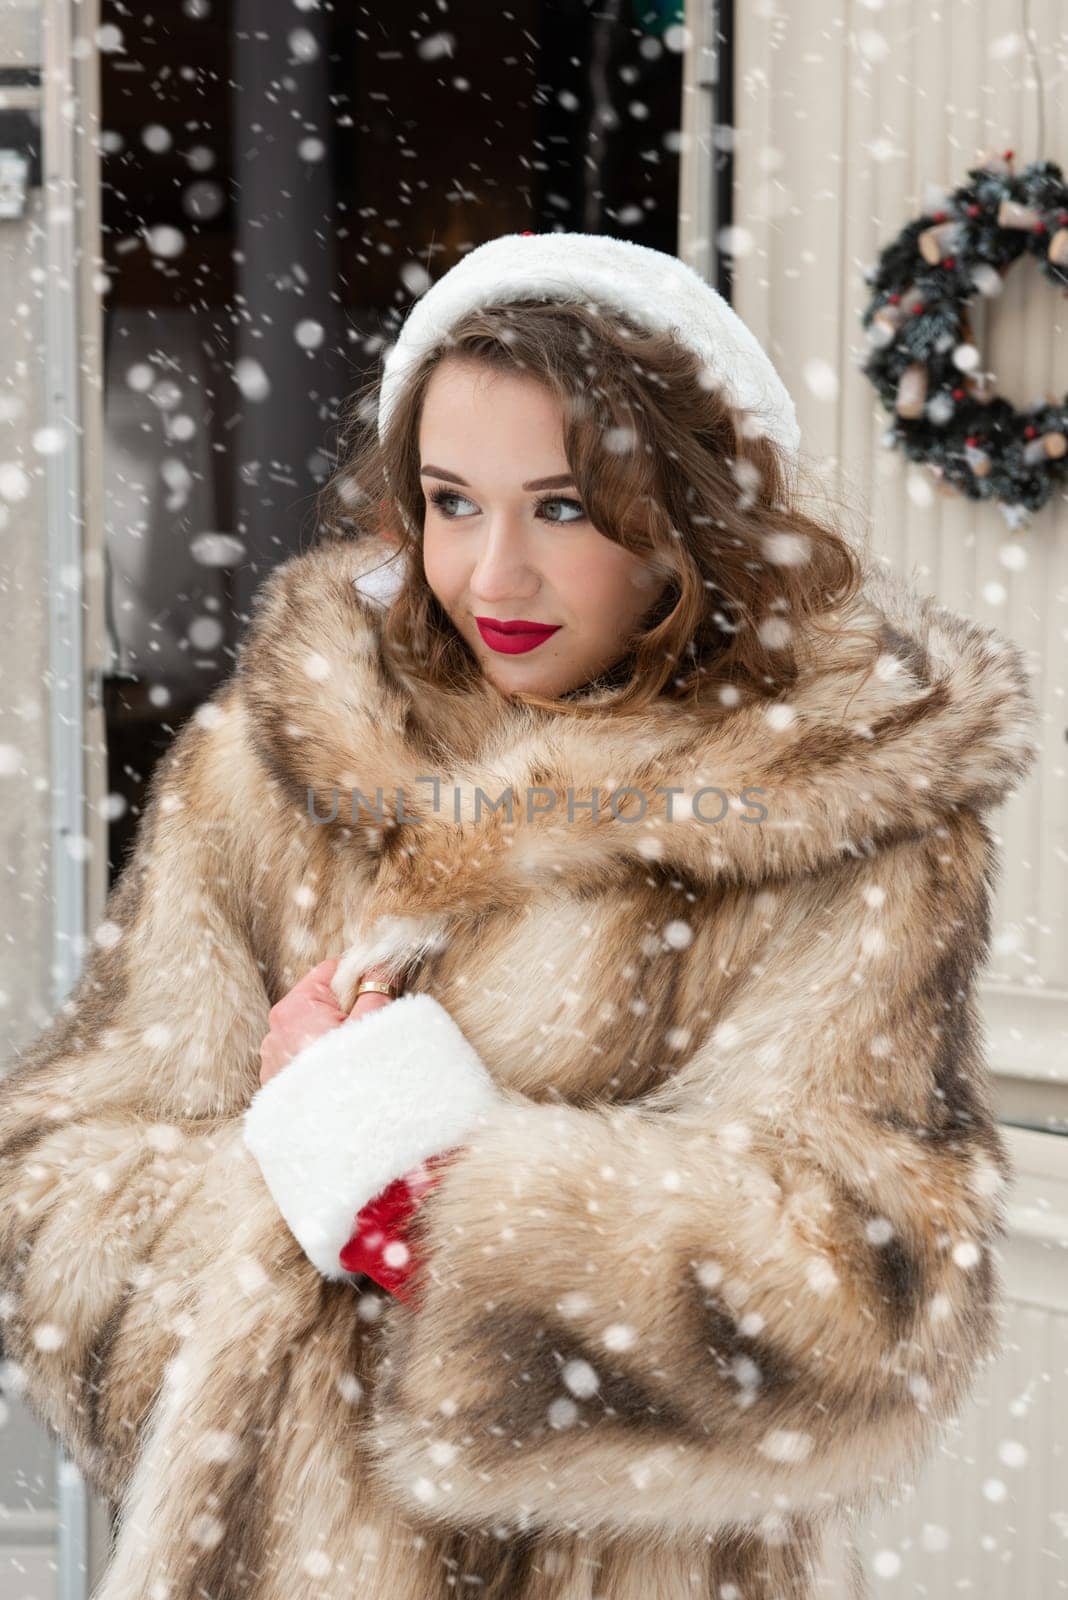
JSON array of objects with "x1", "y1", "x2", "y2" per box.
[{"x1": 99, "y1": 0, "x2": 689, "y2": 885}]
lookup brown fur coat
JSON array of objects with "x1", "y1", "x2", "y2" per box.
[{"x1": 0, "y1": 533, "x2": 1039, "y2": 1599}]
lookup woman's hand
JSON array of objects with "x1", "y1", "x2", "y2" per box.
[
  {"x1": 258, "y1": 958, "x2": 398, "y2": 1086},
  {"x1": 339, "y1": 1148, "x2": 462, "y2": 1304},
  {"x1": 257, "y1": 954, "x2": 452, "y2": 1304}
]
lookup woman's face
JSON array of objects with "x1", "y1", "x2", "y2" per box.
[{"x1": 419, "y1": 357, "x2": 669, "y2": 699}]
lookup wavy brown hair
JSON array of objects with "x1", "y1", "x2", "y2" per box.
[{"x1": 313, "y1": 296, "x2": 874, "y2": 717}]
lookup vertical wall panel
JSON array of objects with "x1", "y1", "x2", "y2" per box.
[
  {"x1": 732, "y1": 7, "x2": 1068, "y2": 1596},
  {"x1": 734, "y1": 0, "x2": 1067, "y2": 1042}
]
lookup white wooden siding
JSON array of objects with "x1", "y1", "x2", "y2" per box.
[{"x1": 730, "y1": 0, "x2": 1068, "y2": 1107}]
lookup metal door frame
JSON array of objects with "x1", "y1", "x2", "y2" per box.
[{"x1": 40, "y1": 0, "x2": 110, "y2": 1590}]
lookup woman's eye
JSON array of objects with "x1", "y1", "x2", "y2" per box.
[
  {"x1": 536, "y1": 496, "x2": 586, "y2": 524},
  {"x1": 429, "y1": 489, "x2": 477, "y2": 517}
]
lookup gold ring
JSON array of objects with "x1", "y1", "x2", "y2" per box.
[{"x1": 354, "y1": 979, "x2": 400, "y2": 999}]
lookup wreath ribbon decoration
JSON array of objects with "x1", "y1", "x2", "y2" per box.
[{"x1": 860, "y1": 149, "x2": 1068, "y2": 530}]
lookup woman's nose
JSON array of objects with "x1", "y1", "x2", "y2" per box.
[{"x1": 468, "y1": 519, "x2": 539, "y2": 600}]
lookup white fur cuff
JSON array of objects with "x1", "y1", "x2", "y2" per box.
[{"x1": 242, "y1": 993, "x2": 503, "y2": 1280}]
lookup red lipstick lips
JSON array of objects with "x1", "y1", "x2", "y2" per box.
[{"x1": 475, "y1": 616, "x2": 562, "y2": 655}]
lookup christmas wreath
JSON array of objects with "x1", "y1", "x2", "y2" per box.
[{"x1": 860, "y1": 150, "x2": 1068, "y2": 529}]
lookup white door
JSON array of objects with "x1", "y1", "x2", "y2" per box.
[{"x1": 0, "y1": 1, "x2": 112, "y2": 1594}]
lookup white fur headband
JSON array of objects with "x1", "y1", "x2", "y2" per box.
[{"x1": 377, "y1": 230, "x2": 802, "y2": 463}]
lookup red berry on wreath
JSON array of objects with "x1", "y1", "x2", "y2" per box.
[
  {"x1": 888, "y1": 292, "x2": 901, "y2": 305},
  {"x1": 1024, "y1": 425, "x2": 1038, "y2": 438},
  {"x1": 965, "y1": 436, "x2": 979, "y2": 447},
  {"x1": 1035, "y1": 222, "x2": 1048, "y2": 235},
  {"x1": 967, "y1": 204, "x2": 981, "y2": 218},
  {"x1": 943, "y1": 257, "x2": 955, "y2": 269},
  {"x1": 953, "y1": 388, "x2": 965, "y2": 400},
  {"x1": 932, "y1": 210, "x2": 947, "y2": 223}
]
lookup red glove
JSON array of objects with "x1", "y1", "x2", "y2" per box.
[{"x1": 338, "y1": 1148, "x2": 461, "y2": 1305}]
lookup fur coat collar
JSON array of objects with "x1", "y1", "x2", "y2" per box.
[
  {"x1": 240, "y1": 533, "x2": 1037, "y2": 1005},
  {"x1": 0, "y1": 532, "x2": 1039, "y2": 1600}
]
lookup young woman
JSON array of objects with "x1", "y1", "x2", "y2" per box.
[{"x1": 0, "y1": 232, "x2": 1038, "y2": 1600}]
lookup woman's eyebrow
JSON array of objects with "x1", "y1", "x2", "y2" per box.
[{"x1": 420, "y1": 465, "x2": 576, "y2": 491}]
